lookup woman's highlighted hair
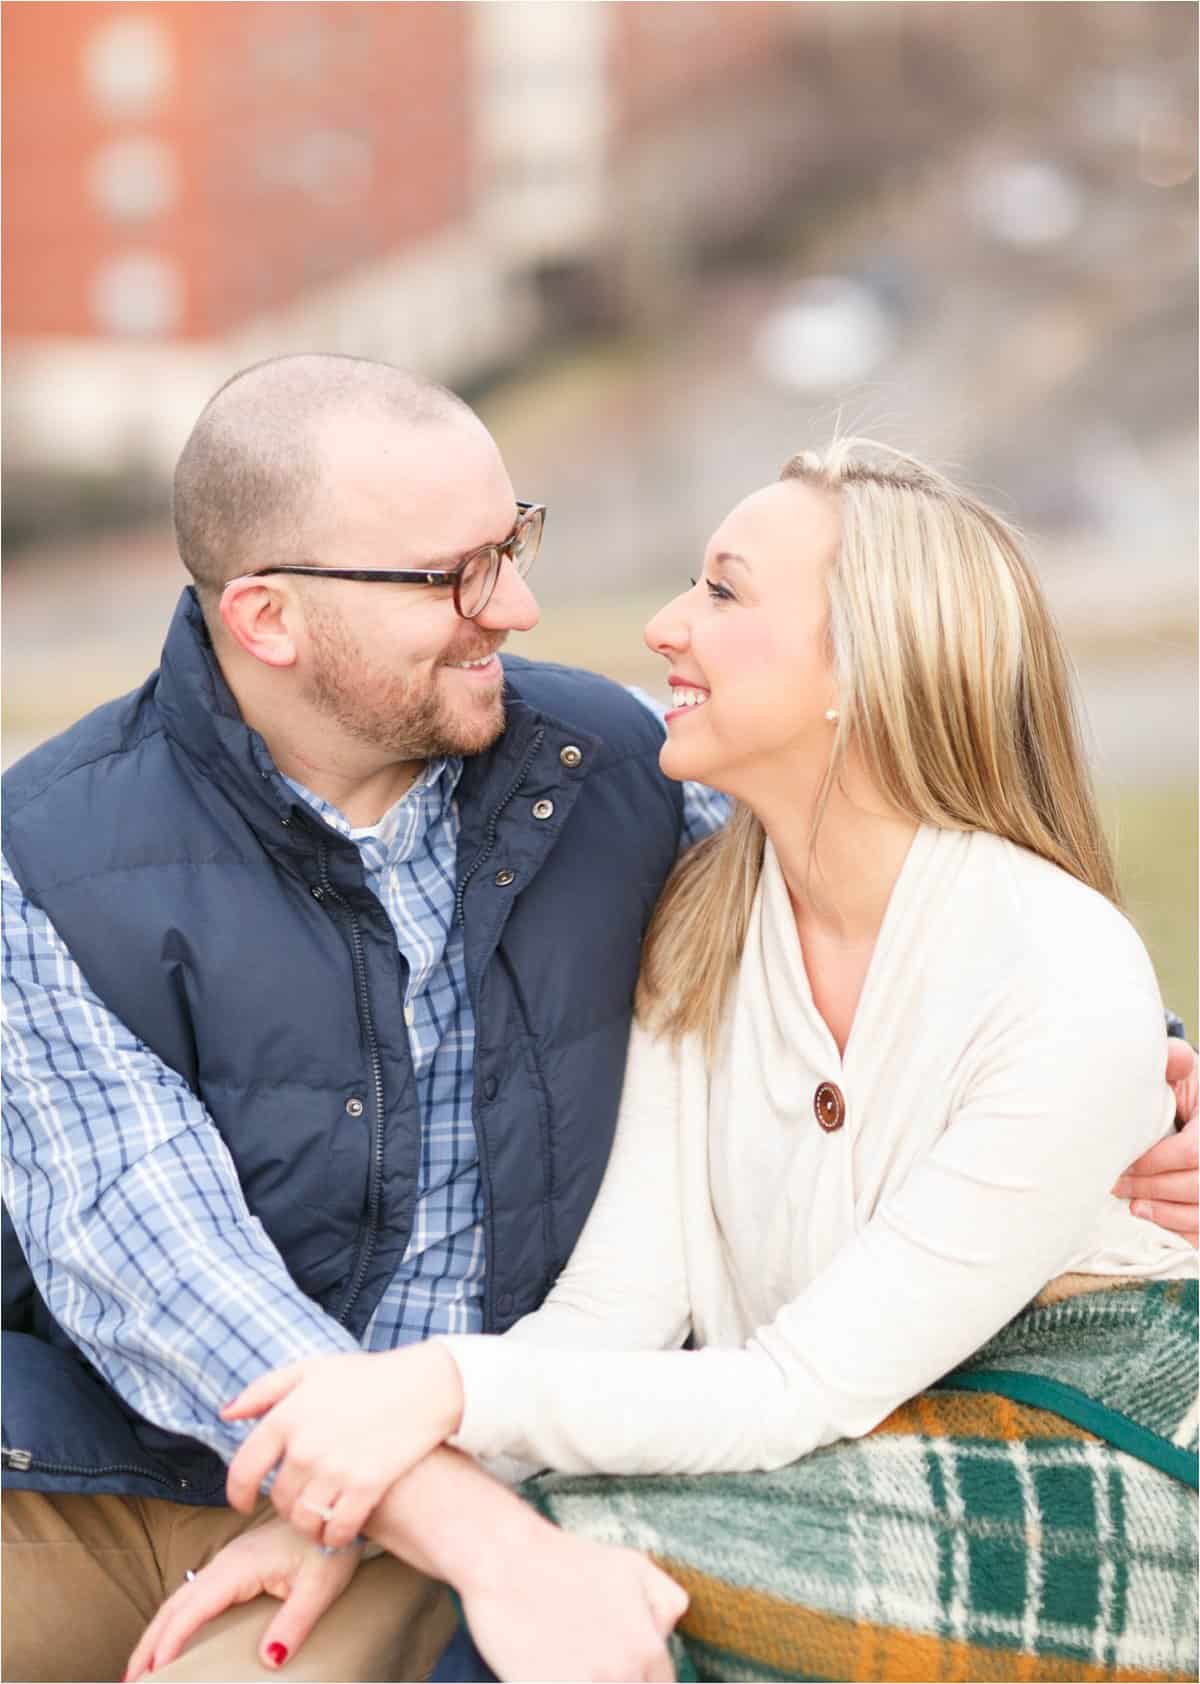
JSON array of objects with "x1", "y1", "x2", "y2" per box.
[{"x1": 636, "y1": 440, "x2": 1119, "y2": 1052}]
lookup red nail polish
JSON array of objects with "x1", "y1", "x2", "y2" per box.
[{"x1": 266, "y1": 1642, "x2": 289, "y2": 1667}]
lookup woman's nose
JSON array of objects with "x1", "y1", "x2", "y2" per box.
[{"x1": 644, "y1": 591, "x2": 691, "y2": 657}]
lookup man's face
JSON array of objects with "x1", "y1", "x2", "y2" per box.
[{"x1": 296, "y1": 410, "x2": 539, "y2": 762}]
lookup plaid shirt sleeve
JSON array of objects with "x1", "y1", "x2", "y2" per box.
[
  {"x1": 627, "y1": 686, "x2": 731, "y2": 853},
  {"x1": 1, "y1": 856, "x2": 357, "y2": 1465}
]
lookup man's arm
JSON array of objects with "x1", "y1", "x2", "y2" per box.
[
  {"x1": 127, "y1": 1447, "x2": 685, "y2": 1682},
  {"x1": 1112, "y1": 1034, "x2": 1198, "y2": 1243},
  {"x1": 1, "y1": 859, "x2": 355, "y2": 1461},
  {"x1": 366, "y1": 1449, "x2": 685, "y2": 1684}
]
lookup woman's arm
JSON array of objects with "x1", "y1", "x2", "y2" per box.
[
  {"x1": 447, "y1": 978, "x2": 1183, "y2": 1476},
  {"x1": 223, "y1": 1025, "x2": 694, "y2": 1539},
  {"x1": 500, "y1": 1024, "x2": 692, "y2": 1355}
]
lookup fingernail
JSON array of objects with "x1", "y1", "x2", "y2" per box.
[
  {"x1": 265, "y1": 1642, "x2": 289, "y2": 1668},
  {"x1": 1113, "y1": 1178, "x2": 1131, "y2": 1198},
  {"x1": 1131, "y1": 1200, "x2": 1150, "y2": 1220}
]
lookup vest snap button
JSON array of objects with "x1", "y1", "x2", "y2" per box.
[
  {"x1": 497, "y1": 1293, "x2": 514, "y2": 1315},
  {"x1": 482, "y1": 1075, "x2": 498, "y2": 1102},
  {"x1": 531, "y1": 799, "x2": 554, "y2": 821},
  {"x1": 494, "y1": 868, "x2": 515, "y2": 887},
  {"x1": 559, "y1": 745, "x2": 583, "y2": 768},
  {"x1": 345, "y1": 1096, "x2": 364, "y2": 1118}
]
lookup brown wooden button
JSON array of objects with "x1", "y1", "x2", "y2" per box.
[{"x1": 814, "y1": 1081, "x2": 845, "y2": 1133}]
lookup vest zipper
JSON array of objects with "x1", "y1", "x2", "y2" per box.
[
  {"x1": 316, "y1": 845, "x2": 387, "y2": 1326},
  {"x1": 1, "y1": 1445, "x2": 207, "y2": 1493},
  {"x1": 452, "y1": 727, "x2": 546, "y2": 1330},
  {"x1": 454, "y1": 729, "x2": 546, "y2": 924}
]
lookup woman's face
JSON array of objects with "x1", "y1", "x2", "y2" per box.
[{"x1": 644, "y1": 479, "x2": 842, "y2": 796}]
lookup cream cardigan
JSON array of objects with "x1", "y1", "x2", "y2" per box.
[{"x1": 445, "y1": 826, "x2": 1196, "y2": 1477}]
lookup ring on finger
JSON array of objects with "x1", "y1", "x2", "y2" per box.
[{"x1": 300, "y1": 1498, "x2": 338, "y2": 1522}]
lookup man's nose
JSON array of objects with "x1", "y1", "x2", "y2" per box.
[{"x1": 480, "y1": 557, "x2": 540, "y2": 632}]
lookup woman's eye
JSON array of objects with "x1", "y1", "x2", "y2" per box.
[{"x1": 689, "y1": 574, "x2": 733, "y2": 602}]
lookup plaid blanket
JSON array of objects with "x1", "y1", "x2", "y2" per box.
[{"x1": 524, "y1": 1281, "x2": 1198, "y2": 1683}]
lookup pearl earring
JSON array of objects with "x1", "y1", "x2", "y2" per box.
[{"x1": 824, "y1": 708, "x2": 839, "y2": 724}]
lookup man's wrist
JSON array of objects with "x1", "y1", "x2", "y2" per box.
[
  {"x1": 367, "y1": 1448, "x2": 551, "y2": 1596},
  {"x1": 446, "y1": 1484, "x2": 555, "y2": 1599}
]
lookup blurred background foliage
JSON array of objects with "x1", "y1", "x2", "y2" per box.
[{"x1": 3, "y1": 1, "x2": 1195, "y2": 1026}]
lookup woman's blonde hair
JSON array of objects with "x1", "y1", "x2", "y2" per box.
[{"x1": 636, "y1": 439, "x2": 1120, "y2": 1051}]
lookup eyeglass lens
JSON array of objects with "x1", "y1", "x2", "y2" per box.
[{"x1": 458, "y1": 507, "x2": 543, "y2": 617}]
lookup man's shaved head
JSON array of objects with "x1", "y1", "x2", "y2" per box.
[{"x1": 173, "y1": 354, "x2": 471, "y2": 607}]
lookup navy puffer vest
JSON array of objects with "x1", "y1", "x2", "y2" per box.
[{"x1": 2, "y1": 591, "x2": 682, "y2": 1502}]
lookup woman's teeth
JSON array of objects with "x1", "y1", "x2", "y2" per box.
[{"x1": 671, "y1": 688, "x2": 708, "y2": 710}]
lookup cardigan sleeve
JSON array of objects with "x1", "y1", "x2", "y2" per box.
[
  {"x1": 442, "y1": 971, "x2": 1182, "y2": 1477},
  {"x1": 466, "y1": 1024, "x2": 693, "y2": 1363}
]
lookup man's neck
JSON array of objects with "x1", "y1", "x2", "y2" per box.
[
  {"x1": 227, "y1": 671, "x2": 426, "y2": 828},
  {"x1": 277, "y1": 752, "x2": 426, "y2": 829}
]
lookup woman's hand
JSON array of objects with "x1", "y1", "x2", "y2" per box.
[
  {"x1": 1112, "y1": 1038, "x2": 1199, "y2": 1244},
  {"x1": 223, "y1": 1342, "x2": 464, "y2": 1549},
  {"x1": 460, "y1": 1527, "x2": 688, "y2": 1683},
  {"x1": 124, "y1": 1515, "x2": 362, "y2": 1680}
]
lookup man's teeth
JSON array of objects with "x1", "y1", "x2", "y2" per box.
[
  {"x1": 450, "y1": 655, "x2": 495, "y2": 669},
  {"x1": 671, "y1": 688, "x2": 708, "y2": 710}
]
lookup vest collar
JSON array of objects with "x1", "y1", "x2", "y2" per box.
[{"x1": 154, "y1": 590, "x2": 603, "y2": 873}]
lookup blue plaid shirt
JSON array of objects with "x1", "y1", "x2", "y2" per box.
[{"x1": 2, "y1": 698, "x2": 727, "y2": 1464}]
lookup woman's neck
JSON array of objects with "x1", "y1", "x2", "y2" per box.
[
  {"x1": 747, "y1": 755, "x2": 919, "y2": 947},
  {"x1": 746, "y1": 759, "x2": 919, "y2": 1058}
]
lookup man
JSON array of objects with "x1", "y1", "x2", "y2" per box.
[{"x1": 3, "y1": 355, "x2": 1195, "y2": 1683}]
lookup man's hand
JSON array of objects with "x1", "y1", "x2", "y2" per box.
[
  {"x1": 223, "y1": 1342, "x2": 464, "y2": 1548},
  {"x1": 461, "y1": 1526, "x2": 688, "y2": 1683},
  {"x1": 1112, "y1": 1038, "x2": 1199, "y2": 1245},
  {"x1": 123, "y1": 1514, "x2": 361, "y2": 1680}
]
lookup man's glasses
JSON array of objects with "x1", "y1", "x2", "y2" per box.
[{"x1": 236, "y1": 502, "x2": 545, "y2": 620}]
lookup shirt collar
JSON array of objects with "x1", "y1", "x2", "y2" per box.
[{"x1": 284, "y1": 756, "x2": 464, "y2": 872}]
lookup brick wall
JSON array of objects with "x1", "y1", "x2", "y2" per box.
[{"x1": 3, "y1": 2, "x2": 471, "y2": 340}]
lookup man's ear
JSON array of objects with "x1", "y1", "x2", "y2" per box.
[{"x1": 219, "y1": 577, "x2": 301, "y2": 669}]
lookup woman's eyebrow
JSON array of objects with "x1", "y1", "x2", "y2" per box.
[{"x1": 713, "y1": 550, "x2": 751, "y2": 574}]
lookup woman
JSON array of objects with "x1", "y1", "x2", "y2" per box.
[{"x1": 129, "y1": 443, "x2": 1197, "y2": 1682}]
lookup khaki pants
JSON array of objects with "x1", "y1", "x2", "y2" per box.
[{"x1": 2, "y1": 1489, "x2": 456, "y2": 1683}]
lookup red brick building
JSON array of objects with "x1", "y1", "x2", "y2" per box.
[
  {"x1": 4, "y1": 3, "x2": 471, "y2": 341},
  {"x1": 0, "y1": 2, "x2": 831, "y2": 472}
]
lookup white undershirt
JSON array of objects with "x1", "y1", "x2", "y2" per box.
[{"x1": 445, "y1": 826, "x2": 1196, "y2": 1476}]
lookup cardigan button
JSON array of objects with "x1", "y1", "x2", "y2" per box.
[
  {"x1": 814, "y1": 1081, "x2": 845, "y2": 1133},
  {"x1": 559, "y1": 745, "x2": 583, "y2": 768}
]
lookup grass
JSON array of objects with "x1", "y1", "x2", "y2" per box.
[{"x1": 1101, "y1": 784, "x2": 1198, "y2": 1038}]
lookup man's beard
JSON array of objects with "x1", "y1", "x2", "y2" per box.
[{"x1": 305, "y1": 602, "x2": 506, "y2": 761}]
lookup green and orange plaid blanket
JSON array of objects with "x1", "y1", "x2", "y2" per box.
[{"x1": 524, "y1": 1281, "x2": 1198, "y2": 1682}]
